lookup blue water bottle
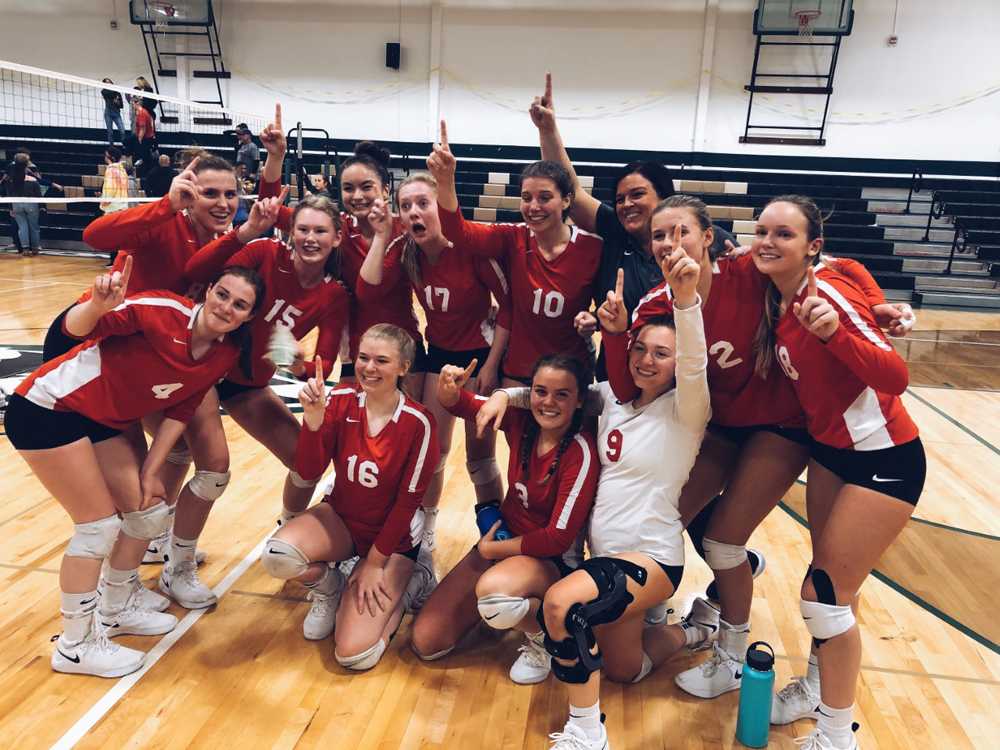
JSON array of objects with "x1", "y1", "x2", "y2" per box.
[
  {"x1": 736, "y1": 641, "x2": 775, "y2": 748},
  {"x1": 475, "y1": 501, "x2": 512, "y2": 541}
]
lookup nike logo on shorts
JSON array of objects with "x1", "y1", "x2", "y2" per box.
[{"x1": 872, "y1": 475, "x2": 902, "y2": 483}]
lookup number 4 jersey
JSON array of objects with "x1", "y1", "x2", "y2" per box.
[
  {"x1": 16, "y1": 292, "x2": 241, "y2": 429},
  {"x1": 294, "y1": 385, "x2": 440, "y2": 557}
]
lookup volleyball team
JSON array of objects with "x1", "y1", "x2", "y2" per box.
[{"x1": 7, "y1": 76, "x2": 924, "y2": 750}]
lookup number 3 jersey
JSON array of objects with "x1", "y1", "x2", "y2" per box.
[
  {"x1": 16, "y1": 292, "x2": 240, "y2": 429},
  {"x1": 294, "y1": 385, "x2": 440, "y2": 557}
]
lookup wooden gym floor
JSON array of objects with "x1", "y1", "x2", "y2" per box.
[{"x1": 0, "y1": 256, "x2": 997, "y2": 749}]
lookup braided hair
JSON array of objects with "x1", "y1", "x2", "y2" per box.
[{"x1": 517, "y1": 354, "x2": 589, "y2": 485}]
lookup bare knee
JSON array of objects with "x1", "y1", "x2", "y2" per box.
[
  {"x1": 542, "y1": 590, "x2": 574, "y2": 639},
  {"x1": 410, "y1": 615, "x2": 454, "y2": 661}
]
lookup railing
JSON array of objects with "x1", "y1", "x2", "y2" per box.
[
  {"x1": 905, "y1": 170, "x2": 923, "y2": 213},
  {"x1": 944, "y1": 219, "x2": 969, "y2": 275}
]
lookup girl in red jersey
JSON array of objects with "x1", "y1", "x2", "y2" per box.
[
  {"x1": 357, "y1": 170, "x2": 510, "y2": 546},
  {"x1": 6, "y1": 262, "x2": 263, "y2": 678},
  {"x1": 183, "y1": 193, "x2": 350, "y2": 533},
  {"x1": 261, "y1": 325, "x2": 439, "y2": 668},
  {"x1": 749, "y1": 195, "x2": 925, "y2": 750},
  {"x1": 410, "y1": 354, "x2": 598, "y2": 684},
  {"x1": 427, "y1": 122, "x2": 603, "y2": 385}
]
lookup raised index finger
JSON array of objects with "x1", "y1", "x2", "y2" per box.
[
  {"x1": 614, "y1": 267, "x2": 624, "y2": 300},
  {"x1": 315, "y1": 355, "x2": 324, "y2": 386},
  {"x1": 274, "y1": 102, "x2": 282, "y2": 130},
  {"x1": 807, "y1": 266, "x2": 818, "y2": 298},
  {"x1": 439, "y1": 120, "x2": 449, "y2": 149},
  {"x1": 183, "y1": 155, "x2": 201, "y2": 176},
  {"x1": 544, "y1": 72, "x2": 552, "y2": 103},
  {"x1": 120, "y1": 253, "x2": 133, "y2": 289},
  {"x1": 462, "y1": 358, "x2": 479, "y2": 380}
]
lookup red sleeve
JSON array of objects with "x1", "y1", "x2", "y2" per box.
[
  {"x1": 520, "y1": 434, "x2": 599, "y2": 558},
  {"x1": 82, "y1": 195, "x2": 176, "y2": 250},
  {"x1": 444, "y1": 389, "x2": 517, "y2": 432},
  {"x1": 831, "y1": 258, "x2": 887, "y2": 306},
  {"x1": 258, "y1": 177, "x2": 292, "y2": 232},
  {"x1": 294, "y1": 410, "x2": 338, "y2": 482},
  {"x1": 473, "y1": 255, "x2": 510, "y2": 305},
  {"x1": 816, "y1": 276, "x2": 909, "y2": 395},
  {"x1": 439, "y1": 205, "x2": 513, "y2": 260},
  {"x1": 603, "y1": 330, "x2": 639, "y2": 402},
  {"x1": 355, "y1": 237, "x2": 405, "y2": 303},
  {"x1": 300, "y1": 288, "x2": 349, "y2": 380},
  {"x1": 372, "y1": 411, "x2": 440, "y2": 557},
  {"x1": 183, "y1": 228, "x2": 246, "y2": 282},
  {"x1": 83, "y1": 296, "x2": 150, "y2": 339}
]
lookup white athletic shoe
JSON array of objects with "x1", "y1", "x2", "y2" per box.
[
  {"x1": 100, "y1": 600, "x2": 178, "y2": 637},
  {"x1": 509, "y1": 631, "x2": 550, "y2": 685},
  {"x1": 50, "y1": 622, "x2": 145, "y2": 678},
  {"x1": 772, "y1": 675, "x2": 821, "y2": 724},
  {"x1": 143, "y1": 532, "x2": 206, "y2": 565},
  {"x1": 303, "y1": 567, "x2": 345, "y2": 641},
  {"x1": 680, "y1": 597, "x2": 720, "y2": 651},
  {"x1": 159, "y1": 561, "x2": 217, "y2": 609},
  {"x1": 130, "y1": 577, "x2": 171, "y2": 613},
  {"x1": 793, "y1": 727, "x2": 858, "y2": 750},
  {"x1": 548, "y1": 722, "x2": 609, "y2": 750},
  {"x1": 674, "y1": 642, "x2": 743, "y2": 699},
  {"x1": 403, "y1": 547, "x2": 437, "y2": 614},
  {"x1": 644, "y1": 599, "x2": 674, "y2": 626}
]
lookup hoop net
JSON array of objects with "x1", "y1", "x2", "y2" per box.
[{"x1": 794, "y1": 10, "x2": 822, "y2": 38}]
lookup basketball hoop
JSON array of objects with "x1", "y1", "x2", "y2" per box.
[{"x1": 793, "y1": 9, "x2": 822, "y2": 38}]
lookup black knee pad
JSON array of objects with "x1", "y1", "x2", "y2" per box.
[{"x1": 537, "y1": 606, "x2": 597, "y2": 684}]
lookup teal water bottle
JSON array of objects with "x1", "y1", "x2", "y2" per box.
[{"x1": 735, "y1": 641, "x2": 775, "y2": 748}]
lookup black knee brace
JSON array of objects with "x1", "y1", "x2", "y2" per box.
[{"x1": 538, "y1": 557, "x2": 647, "y2": 684}]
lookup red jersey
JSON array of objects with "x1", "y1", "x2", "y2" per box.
[
  {"x1": 774, "y1": 265, "x2": 917, "y2": 450},
  {"x1": 630, "y1": 255, "x2": 887, "y2": 428},
  {"x1": 184, "y1": 232, "x2": 349, "y2": 385},
  {"x1": 259, "y1": 178, "x2": 422, "y2": 359},
  {"x1": 16, "y1": 292, "x2": 239, "y2": 429},
  {"x1": 134, "y1": 106, "x2": 155, "y2": 140},
  {"x1": 448, "y1": 391, "x2": 597, "y2": 560},
  {"x1": 438, "y1": 206, "x2": 602, "y2": 380},
  {"x1": 294, "y1": 386, "x2": 439, "y2": 556},
  {"x1": 356, "y1": 233, "x2": 510, "y2": 351},
  {"x1": 82, "y1": 196, "x2": 215, "y2": 300}
]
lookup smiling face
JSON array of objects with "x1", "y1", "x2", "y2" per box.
[
  {"x1": 615, "y1": 173, "x2": 661, "y2": 238},
  {"x1": 340, "y1": 163, "x2": 388, "y2": 219},
  {"x1": 202, "y1": 273, "x2": 258, "y2": 335},
  {"x1": 529, "y1": 366, "x2": 582, "y2": 434},
  {"x1": 650, "y1": 207, "x2": 712, "y2": 266},
  {"x1": 187, "y1": 168, "x2": 239, "y2": 235},
  {"x1": 520, "y1": 176, "x2": 569, "y2": 234},
  {"x1": 398, "y1": 181, "x2": 442, "y2": 243},
  {"x1": 356, "y1": 334, "x2": 410, "y2": 396},
  {"x1": 292, "y1": 207, "x2": 341, "y2": 268},
  {"x1": 629, "y1": 323, "x2": 677, "y2": 395},
  {"x1": 751, "y1": 201, "x2": 822, "y2": 278}
]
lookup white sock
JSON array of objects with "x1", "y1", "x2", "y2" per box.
[
  {"x1": 278, "y1": 509, "x2": 301, "y2": 527},
  {"x1": 422, "y1": 507, "x2": 439, "y2": 529},
  {"x1": 719, "y1": 618, "x2": 750, "y2": 661},
  {"x1": 817, "y1": 701, "x2": 854, "y2": 748},
  {"x1": 99, "y1": 566, "x2": 136, "y2": 615},
  {"x1": 526, "y1": 630, "x2": 545, "y2": 646},
  {"x1": 805, "y1": 653, "x2": 821, "y2": 693},
  {"x1": 304, "y1": 565, "x2": 341, "y2": 595},
  {"x1": 169, "y1": 535, "x2": 199, "y2": 567},
  {"x1": 567, "y1": 701, "x2": 602, "y2": 741},
  {"x1": 60, "y1": 590, "x2": 98, "y2": 645}
]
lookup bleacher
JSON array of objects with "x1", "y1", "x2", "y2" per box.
[{"x1": 2, "y1": 128, "x2": 998, "y2": 307}]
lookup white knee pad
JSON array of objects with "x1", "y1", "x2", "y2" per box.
[
  {"x1": 261, "y1": 538, "x2": 311, "y2": 579},
  {"x1": 121, "y1": 501, "x2": 171, "y2": 540},
  {"x1": 632, "y1": 652, "x2": 654, "y2": 683},
  {"x1": 288, "y1": 470, "x2": 317, "y2": 489},
  {"x1": 66, "y1": 514, "x2": 121, "y2": 559},
  {"x1": 166, "y1": 446, "x2": 193, "y2": 466},
  {"x1": 336, "y1": 638, "x2": 386, "y2": 671},
  {"x1": 414, "y1": 644, "x2": 454, "y2": 662},
  {"x1": 703, "y1": 537, "x2": 747, "y2": 572},
  {"x1": 466, "y1": 458, "x2": 500, "y2": 485},
  {"x1": 800, "y1": 598, "x2": 856, "y2": 641},
  {"x1": 187, "y1": 470, "x2": 231, "y2": 502},
  {"x1": 477, "y1": 594, "x2": 530, "y2": 630}
]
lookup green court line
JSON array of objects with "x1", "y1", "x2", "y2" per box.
[
  {"x1": 906, "y1": 387, "x2": 1000, "y2": 456},
  {"x1": 777, "y1": 500, "x2": 999, "y2": 656}
]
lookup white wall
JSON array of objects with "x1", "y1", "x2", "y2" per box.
[{"x1": 2, "y1": 0, "x2": 998, "y2": 163}]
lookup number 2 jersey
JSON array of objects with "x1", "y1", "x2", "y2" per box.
[
  {"x1": 184, "y1": 232, "x2": 350, "y2": 385},
  {"x1": 447, "y1": 390, "x2": 598, "y2": 564},
  {"x1": 438, "y1": 205, "x2": 602, "y2": 380},
  {"x1": 294, "y1": 385, "x2": 440, "y2": 557},
  {"x1": 16, "y1": 292, "x2": 240, "y2": 429}
]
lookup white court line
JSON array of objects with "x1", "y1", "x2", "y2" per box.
[{"x1": 49, "y1": 537, "x2": 268, "y2": 750}]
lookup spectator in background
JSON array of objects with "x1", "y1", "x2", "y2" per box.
[
  {"x1": 6, "y1": 153, "x2": 42, "y2": 256},
  {"x1": 309, "y1": 172, "x2": 333, "y2": 199},
  {"x1": 101, "y1": 79, "x2": 126, "y2": 145},
  {"x1": 235, "y1": 125, "x2": 260, "y2": 178},
  {"x1": 142, "y1": 153, "x2": 176, "y2": 198},
  {"x1": 134, "y1": 76, "x2": 157, "y2": 121},
  {"x1": 131, "y1": 99, "x2": 157, "y2": 178},
  {"x1": 100, "y1": 146, "x2": 130, "y2": 215}
]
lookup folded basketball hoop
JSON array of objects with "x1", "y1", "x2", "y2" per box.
[{"x1": 793, "y1": 8, "x2": 822, "y2": 37}]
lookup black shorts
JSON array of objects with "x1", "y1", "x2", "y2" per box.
[
  {"x1": 5, "y1": 393, "x2": 122, "y2": 450},
  {"x1": 710, "y1": 423, "x2": 811, "y2": 448},
  {"x1": 400, "y1": 544, "x2": 421, "y2": 562},
  {"x1": 656, "y1": 562, "x2": 684, "y2": 590},
  {"x1": 425, "y1": 344, "x2": 490, "y2": 376},
  {"x1": 340, "y1": 339, "x2": 430, "y2": 379},
  {"x1": 42, "y1": 305, "x2": 80, "y2": 362},
  {"x1": 810, "y1": 437, "x2": 926, "y2": 506},
  {"x1": 547, "y1": 555, "x2": 578, "y2": 579},
  {"x1": 215, "y1": 378, "x2": 262, "y2": 403}
]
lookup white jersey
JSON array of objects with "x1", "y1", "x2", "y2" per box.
[{"x1": 588, "y1": 300, "x2": 711, "y2": 567}]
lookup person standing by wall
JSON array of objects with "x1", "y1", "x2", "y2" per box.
[
  {"x1": 7, "y1": 153, "x2": 42, "y2": 256},
  {"x1": 101, "y1": 79, "x2": 126, "y2": 146}
]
